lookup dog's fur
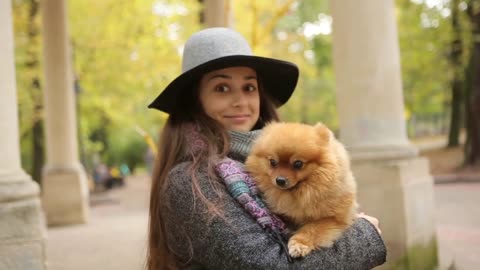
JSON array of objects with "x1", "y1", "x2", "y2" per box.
[{"x1": 245, "y1": 122, "x2": 357, "y2": 257}]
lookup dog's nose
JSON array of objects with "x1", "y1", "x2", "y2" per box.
[{"x1": 275, "y1": 176, "x2": 288, "y2": 187}]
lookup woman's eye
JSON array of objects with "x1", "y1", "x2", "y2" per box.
[
  {"x1": 244, "y1": 84, "x2": 257, "y2": 92},
  {"x1": 215, "y1": 85, "x2": 230, "y2": 92},
  {"x1": 292, "y1": 160, "x2": 303, "y2": 170}
]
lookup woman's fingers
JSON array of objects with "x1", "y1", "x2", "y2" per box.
[{"x1": 357, "y1": 212, "x2": 382, "y2": 235}]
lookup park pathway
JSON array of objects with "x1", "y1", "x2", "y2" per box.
[{"x1": 46, "y1": 174, "x2": 480, "y2": 270}]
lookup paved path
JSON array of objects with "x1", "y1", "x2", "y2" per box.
[
  {"x1": 46, "y1": 175, "x2": 480, "y2": 270},
  {"x1": 46, "y1": 175, "x2": 149, "y2": 270},
  {"x1": 435, "y1": 182, "x2": 480, "y2": 270}
]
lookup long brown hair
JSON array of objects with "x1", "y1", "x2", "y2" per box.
[{"x1": 146, "y1": 75, "x2": 280, "y2": 270}]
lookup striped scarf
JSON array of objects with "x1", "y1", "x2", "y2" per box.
[{"x1": 215, "y1": 158, "x2": 288, "y2": 234}]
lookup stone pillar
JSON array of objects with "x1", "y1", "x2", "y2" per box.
[
  {"x1": 330, "y1": 0, "x2": 438, "y2": 269},
  {"x1": 203, "y1": 0, "x2": 231, "y2": 27},
  {"x1": 0, "y1": 1, "x2": 47, "y2": 269},
  {"x1": 41, "y1": 0, "x2": 89, "y2": 226}
]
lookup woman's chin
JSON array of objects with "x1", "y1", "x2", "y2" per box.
[{"x1": 224, "y1": 122, "x2": 256, "y2": 132}]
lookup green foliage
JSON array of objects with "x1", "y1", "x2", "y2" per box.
[
  {"x1": 397, "y1": 0, "x2": 476, "y2": 140},
  {"x1": 103, "y1": 128, "x2": 148, "y2": 172},
  {"x1": 297, "y1": 0, "x2": 329, "y2": 21},
  {"x1": 232, "y1": 0, "x2": 338, "y2": 128},
  {"x1": 397, "y1": 0, "x2": 453, "y2": 117},
  {"x1": 12, "y1": 0, "x2": 44, "y2": 179},
  {"x1": 13, "y1": 0, "x2": 201, "y2": 173},
  {"x1": 68, "y1": 0, "x2": 201, "y2": 169},
  {"x1": 13, "y1": 0, "x2": 471, "y2": 174},
  {"x1": 283, "y1": 1, "x2": 335, "y2": 128}
]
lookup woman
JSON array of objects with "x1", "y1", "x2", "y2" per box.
[{"x1": 147, "y1": 27, "x2": 386, "y2": 270}]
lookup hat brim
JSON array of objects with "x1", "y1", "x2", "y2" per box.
[{"x1": 148, "y1": 55, "x2": 299, "y2": 114}]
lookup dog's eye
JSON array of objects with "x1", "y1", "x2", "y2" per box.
[
  {"x1": 293, "y1": 160, "x2": 304, "y2": 170},
  {"x1": 269, "y1": 159, "x2": 278, "y2": 167}
]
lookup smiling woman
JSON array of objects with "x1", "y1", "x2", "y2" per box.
[
  {"x1": 198, "y1": 67, "x2": 260, "y2": 132},
  {"x1": 146, "y1": 27, "x2": 386, "y2": 270}
]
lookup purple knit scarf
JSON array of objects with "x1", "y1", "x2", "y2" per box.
[{"x1": 185, "y1": 124, "x2": 289, "y2": 236}]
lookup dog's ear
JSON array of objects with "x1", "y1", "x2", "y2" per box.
[{"x1": 314, "y1": 122, "x2": 333, "y2": 143}]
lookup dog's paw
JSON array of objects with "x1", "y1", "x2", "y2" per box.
[{"x1": 288, "y1": 238, "x2": 314, "y2": 258}]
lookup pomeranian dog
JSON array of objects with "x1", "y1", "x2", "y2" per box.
[{"x1": 245, "y1": 122, "x2": 358, "y2": 258}]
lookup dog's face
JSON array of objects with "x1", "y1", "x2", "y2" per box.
[{"x1": 246, "y1": 122, "x2": 339, "y2": 191}]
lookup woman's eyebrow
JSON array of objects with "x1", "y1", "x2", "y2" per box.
[
  {"x1": 207, "y1": 74, "x2": 257, "y2": 82},
  {"x1": 207, "y1": 74, "x2": 231, "y2": 82}
]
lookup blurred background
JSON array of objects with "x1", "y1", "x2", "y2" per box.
[
  {"x1": 5, "y1": 0, "x2": 480, "y2": 269},
  {"x1": 12, "y1": 0, "x2": 479, "y2": 182}
]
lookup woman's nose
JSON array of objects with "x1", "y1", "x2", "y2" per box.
[{"x1": 231, "y1": 88, "x2": 248, "y2": 107}]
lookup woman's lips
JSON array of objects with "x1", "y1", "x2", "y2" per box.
[{"x1": 224, "y1": 115, "x2": 250, "y2": 123}]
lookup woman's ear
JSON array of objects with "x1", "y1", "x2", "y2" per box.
[{"x1": 314, "y1": 122, "x2": 333, "y2": 143}]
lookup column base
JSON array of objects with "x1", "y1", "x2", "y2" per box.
[
  {"x1": 42, "y1": 165, "x2": 89, "y2": 226},
  {"x1": 352, "y1": 156, "x2": 438, "y2": 270},
  {"x1": 0, "y1": 171, "x2": 47, "y2": 270},
  {"x1": 348, "y1": 143, "x2": 419, "y2": 161}
]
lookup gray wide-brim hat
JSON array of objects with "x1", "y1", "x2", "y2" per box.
[{"x1": 148, "y1": 27, "x2": 299, "y2": 114}]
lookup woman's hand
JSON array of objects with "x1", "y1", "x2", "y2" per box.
[{"x1": 357, "y1": 212, "x2": 382, "y2": 235}]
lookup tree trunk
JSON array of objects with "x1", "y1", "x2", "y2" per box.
[
  {"x1": 448, "y1": 0, "x2": 464, "y2": 147},
  {"x1": 32, "y1": 103, "x2": 44, "y2": 185},
  {"x1": 202, "y1": 0, "x2": 229, "y2": 27},
  {"x1": 27, "y1": 0, "x2": 45, "y2": 184},
  {"x1": 464, "y1": 1, "x2": 480, "y2": 165}
]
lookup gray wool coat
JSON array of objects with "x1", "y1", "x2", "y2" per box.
[{"x1": 161, "y1": 130, "x2": 387, "y2": 270}]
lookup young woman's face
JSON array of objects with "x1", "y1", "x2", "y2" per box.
[{"x1": 198, "y1": 66, "x2": 260, "y2": 132}]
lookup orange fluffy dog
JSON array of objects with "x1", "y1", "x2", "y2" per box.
[{"x1": 245, "y1": 122, "x2": 358, "y2": 258}]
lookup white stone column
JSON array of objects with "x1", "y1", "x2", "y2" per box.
[
  {"x1": 330, "y1": 1, "x2": 438, "y2": 269},
  {"x1": 203, "y1": 0, "x2": 231, "y2": 27},
  {"x1": 331, "y1": 0, "x2": 418, "y2": 161},
  {"x1": 41, "y1": 0, "x2": 89, "y2": 225},
  {"x1": 0, "y1": 1, "x2": 47, "y2": 269}
]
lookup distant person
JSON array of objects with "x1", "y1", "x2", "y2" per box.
[
  {"x1": 146, "y1": 27, "x2": 386, "y2": 269},
  {"x1": 105, "y1": 166, "x2": 124, "y2": 189},
  {"x1": 120, "y1": 163, "x2": 131, "y2": 176},
  {"x1": 93, "y1": 163, "x2": 110, "y2": 188}
]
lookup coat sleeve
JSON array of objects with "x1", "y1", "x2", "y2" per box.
[{"x1": 162, "y1": 162, "x2": 386, "y2": 270}]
